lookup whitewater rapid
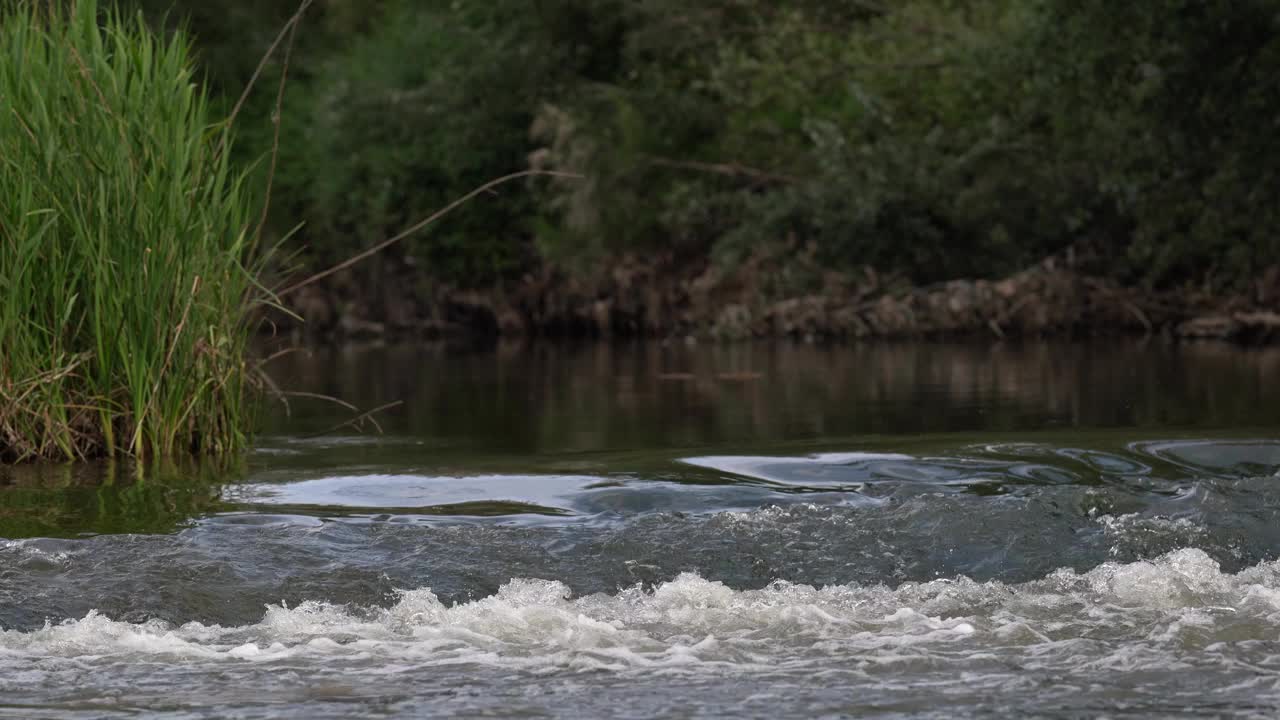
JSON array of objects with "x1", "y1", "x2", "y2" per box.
[
  {"x1": 6, "y1": 437, "x2": 1280, "y2": 717},
  {"x1": 5, "y1": 548, "x2": 1280, "y2": 693}
]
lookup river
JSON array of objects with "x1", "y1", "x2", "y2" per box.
[{"x1": 2, "y1": 340, "x2": 1279, "y2": 718}]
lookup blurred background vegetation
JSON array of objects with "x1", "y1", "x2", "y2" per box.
[{"x1": 131, "y1": 0, "x2": 1280, "y2": 295}]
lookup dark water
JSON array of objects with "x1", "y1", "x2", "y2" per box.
[{"x1": 2, "y1": 341, "x2": 1280, "y2": 718}]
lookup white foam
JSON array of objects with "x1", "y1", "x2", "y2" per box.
[
  {"x1": 4, "y1": 549, "x2": 1280, "y2": 678},
  {"x1": 1096, "y1": 513, "x2": 1209, "y2": 557},
  {"x1": 0, "y1": 538, "x2": 71, "y2": 565}
]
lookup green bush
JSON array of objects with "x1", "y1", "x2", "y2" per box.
[
  {"x1": 530, "y1": 1, "x2": 1044, "y2": 282},
  {"x1": 262, "y1": 0, "x2": 576, "y2": 285},
  {"x1": 531, "y1": 0, "x2": 1280, "y2": 289},
  {"x1": 0, "y1": 0, "x2": 264, "y2": 462},
  {"x1": 127, "y1": 0, "x2": 1280, "y2": 294},
  {"x1": 1019, "y1": 0, "x2": 1280, "y2": 289}
]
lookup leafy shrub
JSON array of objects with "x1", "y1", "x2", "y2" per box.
[
  {"x1": 129, "y1": 0, "x2": 1280, "y2": 293},
  {"x1": 1019, "y1": 0, "x2": 1280, "y2": 288},
  {"x1": 260, "y1": 0, "x2": 580, "y2": 285}
]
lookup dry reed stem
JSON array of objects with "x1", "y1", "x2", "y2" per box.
[{"x1": 220, "y1": 0, "x2": 315, "y2": 155}]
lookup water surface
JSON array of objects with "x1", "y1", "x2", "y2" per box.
[{"x1": 2, "y1": 341, "x2": 1279, "y2": 718}]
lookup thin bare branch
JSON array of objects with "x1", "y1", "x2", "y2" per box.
[
  {"x1": 301, "y1": 400, "x2": 403, "y2": 439},
  {"x1": 644, "y1": 155, "x2": 801, "y2": 185},
  {"x1": 280, "y1": 391, "x2": 359, "y2": 412},
  {"x1": 220, "y1": 0, "x2": 314, "y2": 148},
  {"x1": 253, "y1": 1, "x2": 301, "y2": 243},
  {"x1": 277, "y1": 170, "x2": 581, "y2": 297}
]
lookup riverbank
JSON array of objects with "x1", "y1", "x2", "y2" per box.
[{"x1": 270, "y1": 256, "x2": 1280, "y2": 344}]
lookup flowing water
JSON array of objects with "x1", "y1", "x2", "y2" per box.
[{"x1": 3, "y1": 341, "x2": 1280, "y2": 718}]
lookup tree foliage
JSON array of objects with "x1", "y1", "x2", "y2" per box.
[{"x1": 128, "y1": 0, "x2": 1280, "y2": 290}]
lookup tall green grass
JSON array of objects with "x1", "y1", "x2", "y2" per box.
[{"x1": 0, "y1": 0, "x2": 266, "y2": 462}]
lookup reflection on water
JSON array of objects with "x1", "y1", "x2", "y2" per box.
[
  {"x1": 4, "y1": 341, "x2": 1278, "y2": 538},
  {"x1": 0, "y1": 460, "x2": 236, "y2": 538},
  {"x1": 223, "y1": 473, "x2": 592, "y2": 517},
  {"x1": 262, "y1": 340, "x2": 1280, "y2": 451}
]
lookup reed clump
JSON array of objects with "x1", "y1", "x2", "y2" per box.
[{"x1": 0, "y1": 0, "x2": 266, "y2": 462}]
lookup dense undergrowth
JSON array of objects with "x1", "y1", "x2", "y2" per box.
[
  {"x1": 135, "y1": 0, "x2": 1280, "y2": 295},
  {"x1": 0, "y1": 0, "x2": 264, "y2": 462}
]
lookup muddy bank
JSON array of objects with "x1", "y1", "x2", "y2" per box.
[{"x1": 269, "y1": 256, "x2": 1280, "y2": 344}]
